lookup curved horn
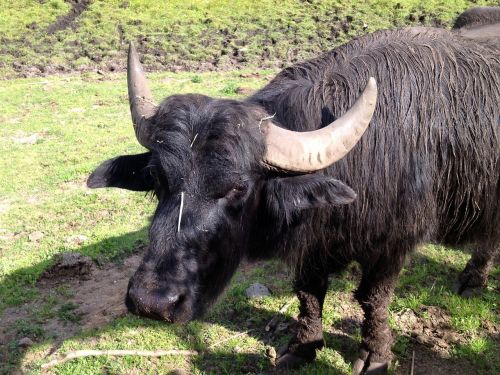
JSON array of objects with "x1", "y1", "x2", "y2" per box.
[
  {"x1": 127, "y1": 42, "x2": 158, "y2": 148},
  {"x1": 261, "y1": 77, "x2": 377, "y2": 172}
]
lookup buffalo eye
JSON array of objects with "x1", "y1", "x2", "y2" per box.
[{"x1": 225, "y1": 183, "x2": 248, "y2": 202}]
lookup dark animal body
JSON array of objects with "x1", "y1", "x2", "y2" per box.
[
  {"x1": 453, "y1": 6, "x2": 500, "y2": 29},
  {"x1": 248, "y1": 27, "x2": 500, "y2": 372},
  {"x1": 88, "y1": 26, "x2": 499, "y2": 374},
  {"x1": 453, "y1": 6, "x2": 500, "y2": 44}
]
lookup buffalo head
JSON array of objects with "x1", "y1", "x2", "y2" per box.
[{"x1": 87, "y1": 43, "x2": 377, "y2": 323}]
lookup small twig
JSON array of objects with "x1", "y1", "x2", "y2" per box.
[
  {"x1": 429, "y1": 279, "x2": 436, "y2": 291},
  {"x1": 209, "y1": 329, "x2": 255, "y2": 349},
  {"x1": 190, "y1": 133, "x2": 198, "y2": 148},
  {"x1": 257, "y1": 113, "x2": 276, "y2": 131},
  {"x1": 265, "y1": 298, "x2": 295, "y2": 332},
  {"x1": 41, "y1": 349, "x2": 197, "y2": 369},
  {"x1": 410, "y1": 350, "x2": 415, "y2": 375},
  {"x1": 177, "y1": 191, "x2": 185, "y2": 233}
]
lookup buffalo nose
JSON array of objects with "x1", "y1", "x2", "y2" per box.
[{"x1": 126, "y1": 283, "x2": 187, "y2": 322}]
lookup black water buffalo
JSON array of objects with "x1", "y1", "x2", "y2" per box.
[
  {"x1": 453, "y1": 6, "x2": 500, "y2": 44},
  {"x1": 453, "y1": 6, "x2": 500, "y2": 29},
  {"x1": 88, "y1": 24, "x2": 499, "y2": 374}
]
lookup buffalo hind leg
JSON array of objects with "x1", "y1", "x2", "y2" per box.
[
  {"x1": 456, "y1": 242, "x2": 498, "y2": 296},
  {"x1": 276, "y1": 269, "x2": 329, "y2": 369},
  {"x1": 353, "y1": 254, "x2": 405, "y2": 375}
]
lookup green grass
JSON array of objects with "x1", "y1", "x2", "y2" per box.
[
  {"x1": 0, "y1": 73, "x2": 498, "y2": 375},
  {"x1": 0, "y1": 0, "x2": 497, "y2": 78},
  {"x1": 454, "y1": 336, "x2": 499, "y2": 372}
]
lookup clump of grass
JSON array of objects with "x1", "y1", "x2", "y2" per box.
[
  {"x1": 58, "y1": 302, "x2": 81, "y2": 323},
  {"x1": 454, "y1": 336, "x2": 499, "y2": 373},
  {"x1": 191, "y1": 75, "x2": 202, "y2": 83},
  {"x1": 392, "y1": 335, "x2": 411, "y2": 357},
  {"x1": 220, "y1": 81, "x2": 239, "y2": 95},
  {"x1": 15, "y1": 320, "x2": 45, "y2": 340},
  {"x1": 56, "y1": 285, "x2": 75, "y2": 298}
]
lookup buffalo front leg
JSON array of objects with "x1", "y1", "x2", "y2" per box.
[
  {"x1": 456, "y1": 242, "x2": 498, "y2": 296},
  {"x1": 353, "y1": 255, "x2": 405, "y2": 375},
  {"x1": 276, "y1": 269, "x2": 329, "y2": 369}
]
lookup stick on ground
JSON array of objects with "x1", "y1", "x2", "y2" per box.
[
  {"x1": 410, "y1": 350, "x2": 415, "y2": 375},
  {"x1": 41, "y1": 349, "x2": 198, "y2": 369}
]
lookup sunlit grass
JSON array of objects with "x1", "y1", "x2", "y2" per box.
[
  {"x1": 1, "y1": 66, "x2": 498, "y2": 375},
  {"x1": 1, "y1": 0, "x2": 497, "y2": 78}
]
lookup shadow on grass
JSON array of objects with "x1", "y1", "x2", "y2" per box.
[
  {"x1": 0, "y1": 226, "x2": 354, "y2": 374},
  {"x1": 0, "y1": 228, "x2": 148, "y2": 374},
  {"x1": 0, "y1": 232, "x2": 498, "y2": 374}
]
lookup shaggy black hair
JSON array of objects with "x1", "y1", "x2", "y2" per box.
[
  {"x1": 453, "y1": 6, "x2": 500, "y2": 29},
  {"x1": 248, "y1": 26, "x2": 499, "y2": 268}
]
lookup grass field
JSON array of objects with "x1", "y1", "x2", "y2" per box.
[
  {"x1": 0, "y1": 1, "x2": 499, "y2": 374},
  {"x1": 1, "y1": 0, "x2": 498, "y2": 78}
]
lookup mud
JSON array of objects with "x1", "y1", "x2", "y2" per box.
[
  {"x1": 396, "y1": 306, "x2": 464, "y2": 355},
  {"x1": 38, "y1": 252, "x2": 93, "y2": 281},
  {"x1": 323, "y1": 290, "x2": 498, "y2": 374},
  {"x1": 46, "y1": 0, "x2": 91, "y2": 35},
  {"x1": 397, "y1": 344, "x2": 477, "y2": 375},
  {"x1": 3, "y1": 3, "x2": 457, "y2": 79},
  {"x1": 0, "y1": 251, "x2": 142, "y2": 360}
]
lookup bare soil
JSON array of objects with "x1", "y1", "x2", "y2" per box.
[
  {"x1": 397, "y1": 344, "x2": 478, "y2": 375},
  {"x1": 46, "y1": 0, "x2": 91, "y2": 35},
  {"x1": 0, "y1": 251, "x2": 141, "y2": 363},
  {"x1": 327, "y1": 291, "x2": 499, "y2": 374}
]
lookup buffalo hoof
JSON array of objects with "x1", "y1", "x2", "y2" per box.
[
  {"x1": 275, "y1": 343, "x2": 314, "y2": 370},
  {"x1": 352, "y1": 349, "x2": 389, "y2": 375},
  {"x1": 454, "y1": 268, "x2": 488, "y2": 297},
  {"x1": 453, "y1": 281, "x2": 483, "y2": 297},
  {"x1": 276, "y1": 352, "x2": 310, "y2": 369}
]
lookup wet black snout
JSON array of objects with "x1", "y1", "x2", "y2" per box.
[{"x1": 125, "y1": 280, "x2": 191, "y2": 322}]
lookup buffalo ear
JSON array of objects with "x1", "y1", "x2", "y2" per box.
[
  {"x1": 87, "y1": 152, "x2": 154, "y2": 191},
  {"x1": 264, "y1": 174, "x2": 356, "y2": 223}
]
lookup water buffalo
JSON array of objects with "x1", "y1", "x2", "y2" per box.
[
  {"x1": 88, "y1": 25, "x2": 499, "y2": 374},
  {"x1": 453, "y1": 6, "x2": 500, "y2": 43},
  {"x1": 453, "y1": 6, "x2": 500, "y2": 29}
]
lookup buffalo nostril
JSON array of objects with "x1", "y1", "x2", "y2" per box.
[
  {"x1": 165, "y1": 293, "x2": 184, "y2": 305},
  {"x1": 165, "y1": 294, "x2": 179, "y2": 304}
]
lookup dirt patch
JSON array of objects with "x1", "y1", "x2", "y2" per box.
[
  {"x1": 65, "y1": 253, "x2": 141, "y2": 330},
  {"x1": 396, "y1": 344, "x2": 477, "y2": 375},
  {"x1": 394, "y1": 305, "x2": 499, "y2": 374},
  {"x1": 325, "y1": 292, "x2": 498, "y2": 374},
  {"x1": 0, "y1": 250, "x2": 142, "y2": 360},
  {"x1": 11, "y1": 130, "x2": 47, "y2": 145},
  {"x1": 38, "y1": 252, "x2": 93, "y2": 281},
  {"x1": 395, "y1": 306, "x2": 462, "y2": 355},
  {"x1": 46, "y1": 0, "x2": 91, "y2": 35},
  {"x1": 59, "y1": 176, "x2": 91, "y2": 192},
  {"x1": 235, "y1": 87, "x2": 254, "y2": 96}
]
